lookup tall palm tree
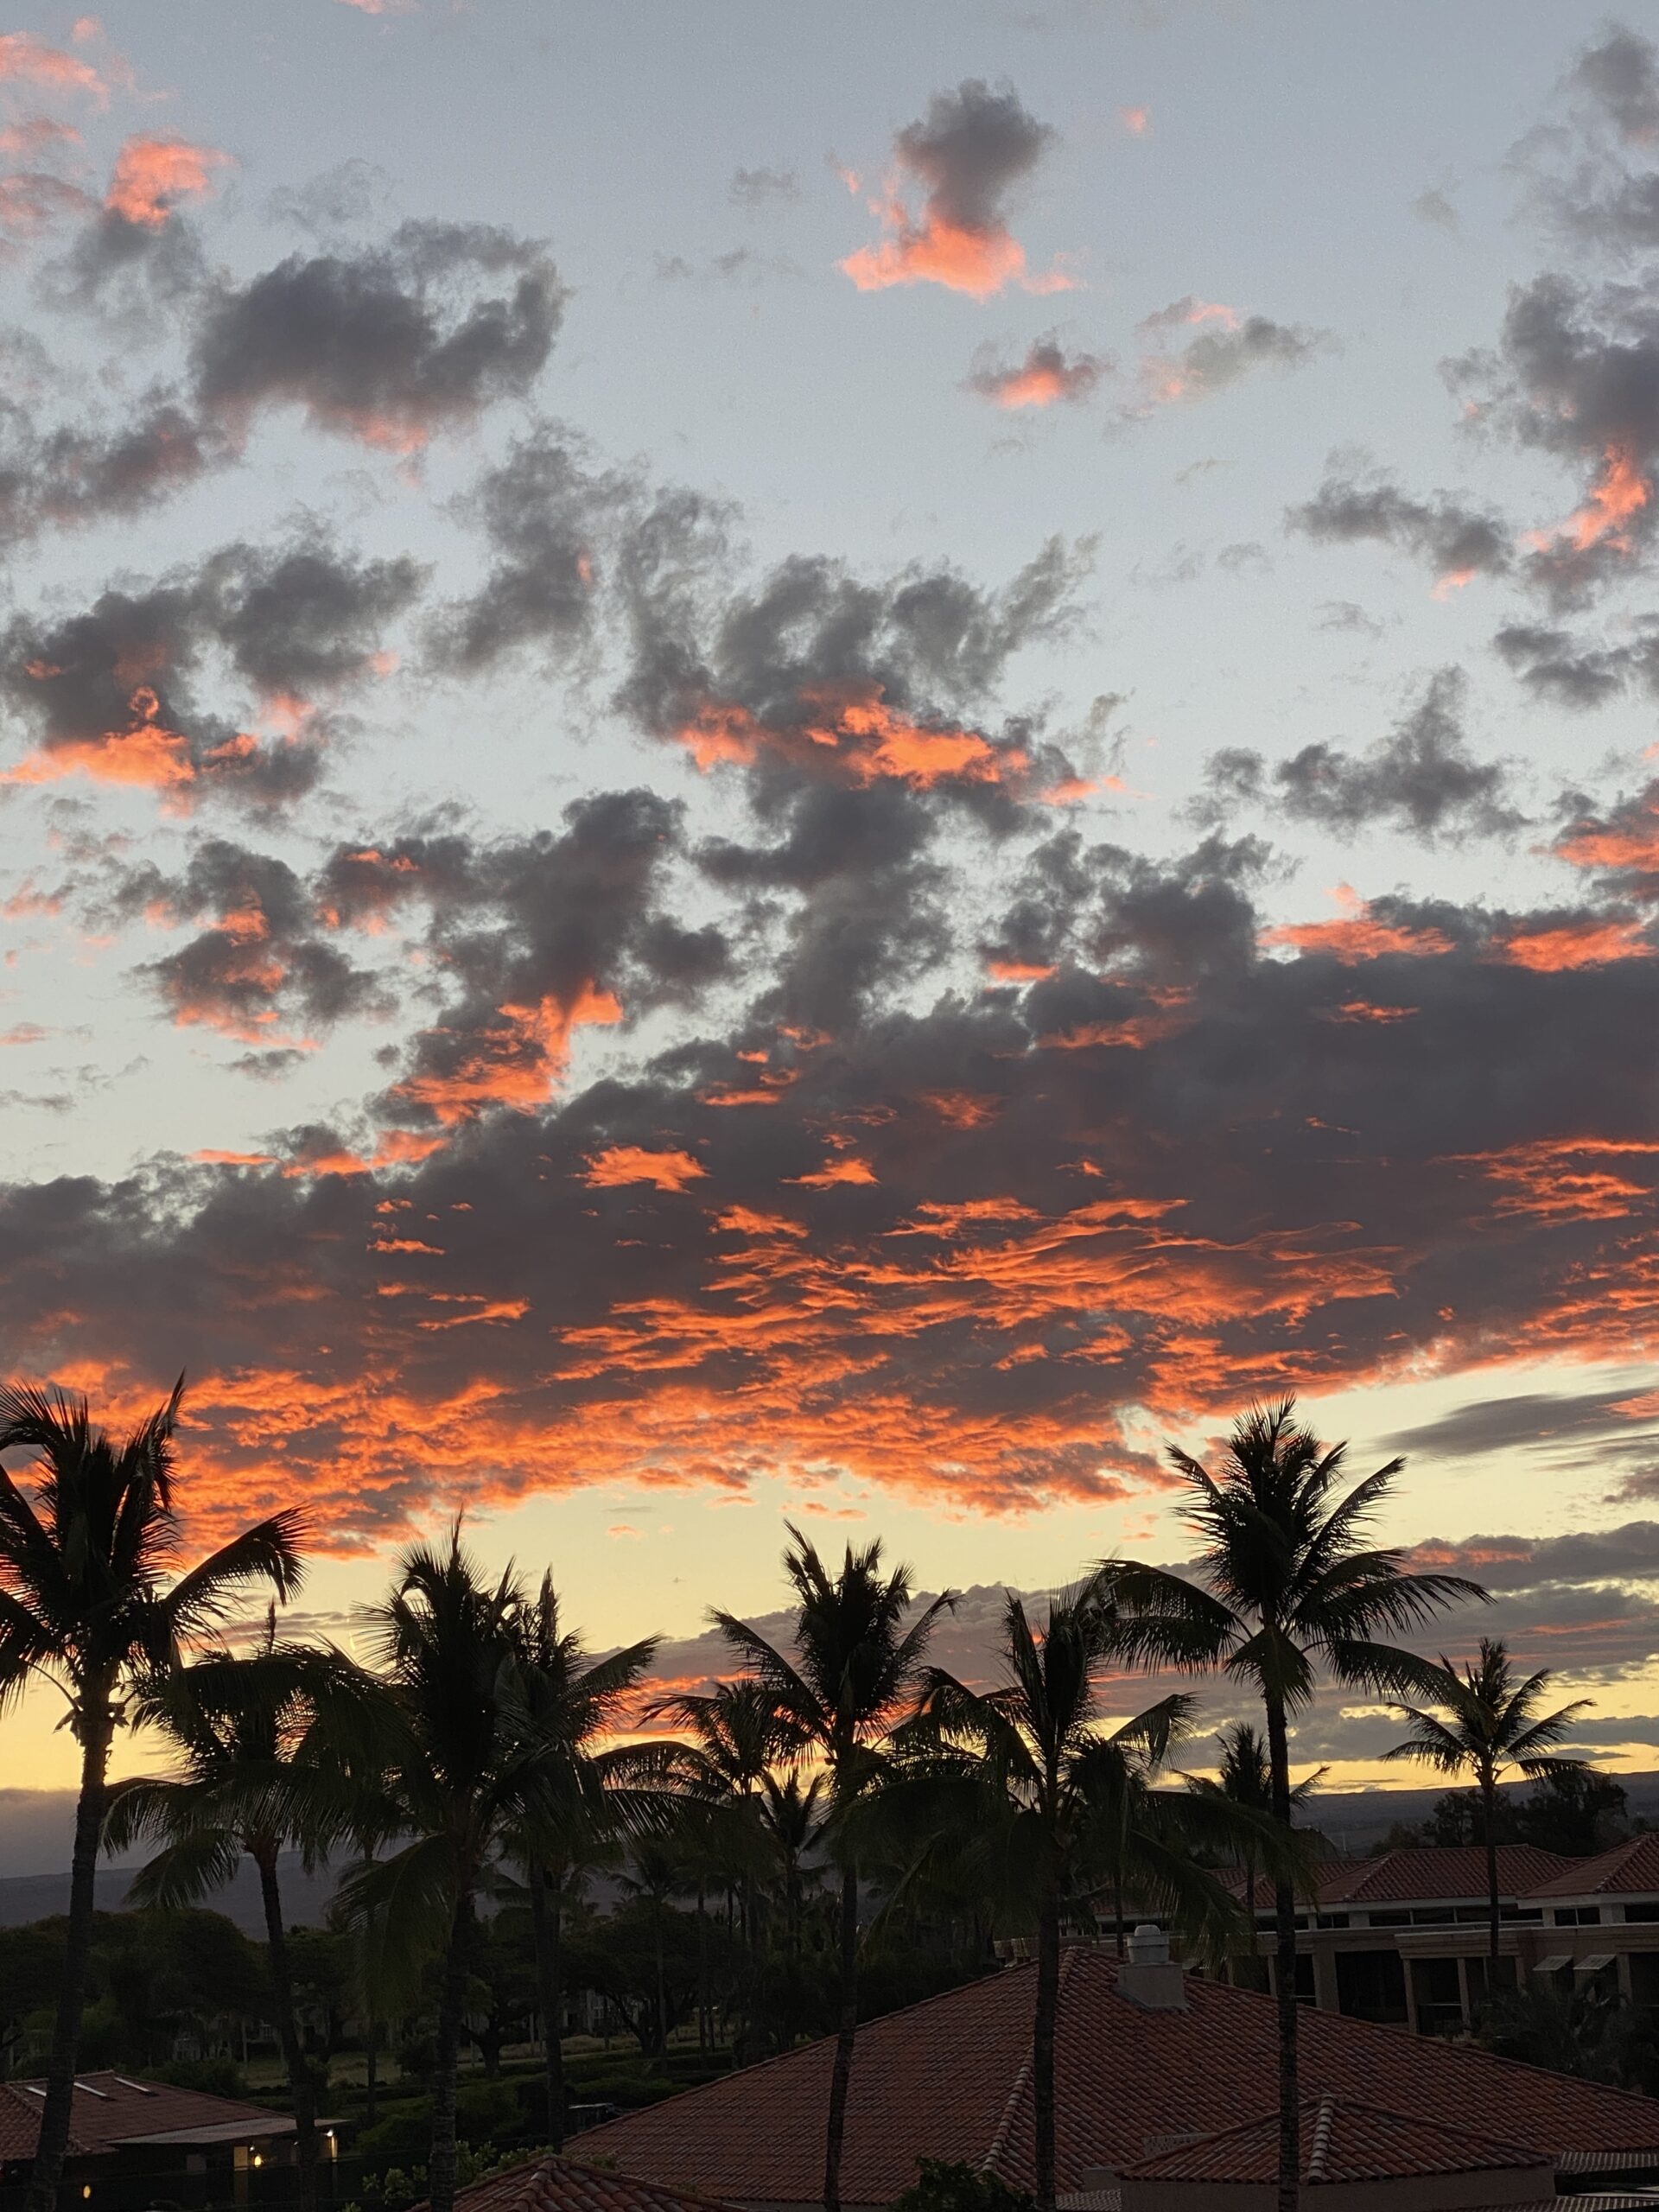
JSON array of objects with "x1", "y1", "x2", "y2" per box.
[
  {"x1": 1101, "y1": 1399, "x2": 1486, "y2": 2212},
  {"x1": 0, "y1": 1380, "x2": 304, "y2": 2212},
  {"x1": 338, "y1": 1531, "x2": 551, "y2": 2212},
  {"x1": 1384, "y1": 1637, "x2": 1592, "y2": 1965},
  {"x1": 904, "y1": 1584, "x2": 1243, "y2": 2212},
  {"x1": 509, "y1": 1573, "x2": 662, "y2": 2147},
  {"x1": 1189, "y1": 1723, "x2": 1324, "y2": 1978},
  {"x1": 101, "y1": 1622, "x2": 368, "y2": 2212},
  {"x1": 712, "y1": 1525, "x2": 954, "y2": 2212},
  {"x1": 654, "y1": 1678, "x2": 800, "y2": 2047}
]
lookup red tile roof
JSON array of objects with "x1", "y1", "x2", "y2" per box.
[
  {"x1": 571, "y1": 1948, "x2": 1659, "y2": 2206},
  {"x1": 436, "y1": 2156, "x2": 737, "y2": 2212},
  {"x1": 1318, "y1": 1847, "x2": 1574, "y2": 1905},
  {"x1": 1529, "y1": 1835, "x2": 1659, "y2": 1899},
  {"x1": 1122, "y1": 2101, "x2": 1546, "y2": 2186},
  {"x1": 0, "y1": 2072, "x2": 291, "y2": 2164}
]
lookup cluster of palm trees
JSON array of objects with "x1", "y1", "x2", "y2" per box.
[{"x1": 0, "y1": 1383, "x2": 1598, "y2": 2212}]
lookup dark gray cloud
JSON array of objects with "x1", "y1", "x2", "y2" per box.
[
  {"x1": 1192, "y1": 672, "x2": 1519, "y2": 842},
  {"x1": 0, "y1": 390, "x2": 209, "y2": 552},
  {"x1": 426, "y1": 425, "x2": 626, "y2": 673},
  {"x1": 1493, "y1": 618, "x2": 1659, "y2": 708},
  {"x1": 1572, "y1": 25, "x2": 1659, "y2": 148},
  {"x1": 1288, "y1": 465, "x2": 1512, "y2": 588},
  {"x1": 1453, "y1": 271, "x2": 1659, "y2": 603},
  {"x1": 267, "y1": 160, "x2": 395, "y2": 240},
  {"x1": 893, "y1": 79, "x2": 1054, "y2": 238},
  {"x1": 653, "y1": 246, "x2": 804, "y2": 286},
  {"x1": 1552, "y1": 774, "x2": 1659, "y2": 899},
  {"x1": 330, "y1": 790, "x2": 730, "y2": 1132},
  {"x1": 963, "y1": 334, "x2": 1111, "y2": 409},
  {"x1": 42, "y1": 203, "x2": 211, "y2": 320},
  {"x1": 192, "y1": 219, "x2": 565, "y2": 449},
  {"x1": 1134, "y1": 301, "x2": 1327, "y2": 411},
  {"x1": 616, "y1": 519, "x2": 1090, "y2": 798},
  {"x1": 1383, "y1": 1386, "x2": 1659, "y2": 1460},
  {"x1": 1412, "y1": 186, "x2": 1459, "y2": 234},
  {"x1": 111, "y1": 839, "x2": 391, "y2": 1046},
  {"x1": 0, "y1": 530, "x2": 422, "y2": 804},
  {"x1": 7, "y1": 830, "x2": 1659, "y2": 1545},
  {"x1": 728, "y1": 167, "x2": 799, "y2": 209}
]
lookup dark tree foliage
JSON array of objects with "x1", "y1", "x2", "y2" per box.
[{"x1": 890, "y1": 2161, "x2": 1036, "y2": 2212}]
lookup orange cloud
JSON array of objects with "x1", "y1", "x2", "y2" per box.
[
  {"x1": 791, "y1": 1155, "x2": 878, "y2": 1188},
  {"x1": 2, "y1": 686, "x2": 195, "y2": 792},
  {"x1": 105, "y1": 134, "x2": 232, "y2": 228},
  {"x1": 1533, "y1": 443, "x2": 1652, "y2": 556},
  {"x1": 985, "y1": 957, "x2": 1056, "y2": 982},
  {"x1": 585, "y1": 1146, "x2": 708, "y2": 1192},
  {"x1": 672, "y1": 683, "x2": 1028, "y2": 796},
  {"x1": 966, "y1": 336, "x2": 1109, "y2": 410},
  {"x1": 1262, "y1": 885, "x2": 1452, "y2": 964},
  {"x1": 1449, "y1": 1136, "x2": 1659, "y2": 1224},
  {"x1": 1496, "y1": 919, "x2": 1652, "y2": 970},
  {"x1": 391, "y1": 982, "x2": 622, "y2": 1126},
  {"x1": 842, "y1": 210, "x2": 1033, "y2": 300},
  {"x1": 1556, "y1": 792, "x2": 1659, "y2": 876},
  {"x1": 0, "y1": 32, "x2": 104, "y2": 103},
  {"x1": 1119, "y1": 106, "x2": 1150, "y2": 137}
]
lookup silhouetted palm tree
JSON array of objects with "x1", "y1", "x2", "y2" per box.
[
  {"x1": 104, "y1": 1620, "x2": 365, "y2": 2212},
  {"x1": 1102, "y1": 1399, "x2": 1486, "y2": 2212},
  {"x1": 0, "y1": 1379, "x2": 304, "y2": 2212},
  {"x1": 339, "y1": 1532, "x2": 553, "y2": 2212},
  {"x1": 905, "y1": 1584, "x2": 1241, "y2": 2212},
  {"x1": 1384, "y1": 1637, "x2": 1591, "y2": 1962},
  {"x1": 1189, "y1": 1722, "x2": 1324, "y2": 1972},
  {"x1": 510, "y1": 1573, "x2": 661, "y2": 2145},
  {"x1": 712, "y1": 1525, "x2": 954, "y2": 2212},
  {"x1": 655, "y1": 1678, "x2": 802, "y2": 2044}
]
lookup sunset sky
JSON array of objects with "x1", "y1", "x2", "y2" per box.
[{"x1": 2, "y1": 0, "x2": 1658, "y2": 1807}]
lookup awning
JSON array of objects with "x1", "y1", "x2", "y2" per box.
[
  {"x1": 1576, "y1": 1953, "x2": 1617, "y2": 1973},
  {"x1": 1531, "y1": 1954, "x2": 1571, "y2": 1974},
  {"x1": 111, "y1": 2120, "x2": 299, "y2": 2148}
]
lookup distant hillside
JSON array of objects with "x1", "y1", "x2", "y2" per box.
[
  {"x1": 0, "y1": 1852, "x2": 340, "y2": 1935},
  {"x1": 4, "y1": 1774, "x2": 1658, "y2": 1935},
  {"x1": 1305, "y1": 1771, "x2": 1659, "y2": 1855}
]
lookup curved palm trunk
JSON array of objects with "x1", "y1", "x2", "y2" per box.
[
  {"x1": 253, "y1": 1841, "x2": 319, "y2": 2212},
  {"x1": 822, "y1": 1860, "x2": 859, "y2": 2212},
  {"x1": 1264, "y1": 1695, "x2": 1300, "y2": 2212},
  {"x1": 26, "y1": 1688, "x2": 114, "y2": 2212},
  {"x1": 428, "y1": 1886, "x2": 476, "y2": 2212},
  {"x1": 1033, "y1": 1865, "x2": 1062, "y2": 2212},
  {"x1": 526, "y1": 1857, "x2": 566, "y2": 2148},
  {"x1": 1481, "y1": 1771, "x2": 1501, "y2": 1970}
]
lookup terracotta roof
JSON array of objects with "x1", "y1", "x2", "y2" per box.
[
  {"x1": 1529, "y1": 1834, "x2": 1659, "y2": 1900},
  {"x1": 1317, "y1": 1847, "x2": 1574, "y2": 1905},
  {"x1": 432, "y1": 2155, "x2": 737, "y2": 2212},
  {"x1": 0, "y1": 2072, "x2": 292, "y2": 2164},
  {"x1": 1122, "y1": 2100, "x2": 1545, "y2": 2185},
  {"x1": 570, "y1": 1948, "x2": 1659, "y2": 2206}
]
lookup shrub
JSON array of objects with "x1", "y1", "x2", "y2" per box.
[{"x1": 890, "y1": 2161, "x2": 1037, "y2": 2212}]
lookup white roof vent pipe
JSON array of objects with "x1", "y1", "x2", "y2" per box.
[{"x1": 1118, "y1": 1923, "x2": 1186, "y2": 2010}]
